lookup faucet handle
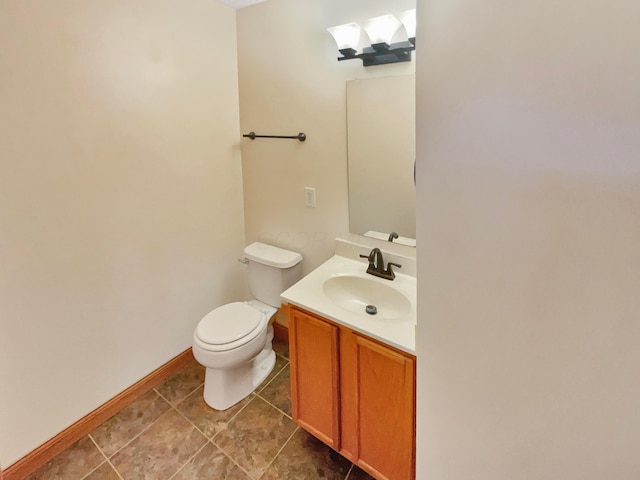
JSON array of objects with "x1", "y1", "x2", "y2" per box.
[
  {"x1": 384, "y1": 262, "x2": 402, "y2": 280},
  {"x1": 360, "y1": 253, "x2": 375, "y2": 267},
  {"x1": 386, "y1": 262, "x2": 402, "y2": 276}
]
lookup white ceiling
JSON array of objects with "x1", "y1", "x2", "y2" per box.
[{"x1": 216, "y1": 0, "x2": 268, "y2": 9}]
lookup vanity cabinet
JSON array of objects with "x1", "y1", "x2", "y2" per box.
[{"x1": 289, "y1": 306, "x2": 415, "y2": 480}]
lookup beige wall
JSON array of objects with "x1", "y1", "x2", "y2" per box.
[
  {"x1": 0, "y1": 0, "x2": 246, "y2": 467},
  {"x1": 237, "y1": 0, "x2": 415, "y2": 276},
  {"x1": 416, "y1": 1, "x2": 640, "y2": 478}
]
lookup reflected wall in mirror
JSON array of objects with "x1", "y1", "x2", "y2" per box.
[{"x1": 347, "y1": 74, "x2": 416, "y2": 246}]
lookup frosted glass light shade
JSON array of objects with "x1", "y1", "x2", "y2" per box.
[
  {"x1": 362, "y1": 14, "x2": 401, "y2": 45},
  {"x1": 398, "y1": 9, "x2": 416, "y2": 39},
  {"x1": 327, "y1": 23, "x2": 361, "y2": 51}
]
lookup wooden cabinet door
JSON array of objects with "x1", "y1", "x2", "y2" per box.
[
  {"x1": 289, "y1": 308, "x2": 341, "y2": 449},
  {"x1": 352, "y1": 334, "x2": 415, "y2": 480}
]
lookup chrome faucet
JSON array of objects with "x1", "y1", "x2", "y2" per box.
[{"x1": 359, "y1": 248, "x2": 402, "y2": 281}]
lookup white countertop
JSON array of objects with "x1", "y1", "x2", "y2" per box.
[{"x1": 281, "y1": 253, "x2": 416, "y2": 354}]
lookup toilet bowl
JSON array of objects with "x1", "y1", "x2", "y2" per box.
[
  {"x1": 193, "y1": 300, "x2": 277, "y2": 410},
  {"x1": 192, "y1": 242, "x2": 302, "y2": 410}
]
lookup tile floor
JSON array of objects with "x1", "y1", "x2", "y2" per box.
[{"x1": 26, "y1": 338, "x2": 375, "y2": 480}]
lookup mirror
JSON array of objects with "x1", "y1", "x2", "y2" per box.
[{"x1": 346, "y1": 74, "x2": 416, "y2": 246}]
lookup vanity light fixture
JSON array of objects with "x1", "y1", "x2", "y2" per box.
[{"x1": 327, "y1": 9, "x2": 416, "y2": 67}]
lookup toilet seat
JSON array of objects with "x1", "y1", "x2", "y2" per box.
[{"x1": 195, "y1": 302, "x2": 265, "y2": 352}]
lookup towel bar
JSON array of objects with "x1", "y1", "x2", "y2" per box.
[{"x1": 243, "y1": 132, "x2": 306, "y2": 142}]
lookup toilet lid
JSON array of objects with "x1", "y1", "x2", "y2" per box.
[{"x1": 196, "y1": 302, "x2": 263, "y2": 346}]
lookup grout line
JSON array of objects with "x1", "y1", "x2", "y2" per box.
[
  {"x1": 255, "y1": 394, "x2": 293, "y2": 420},
  {"x1": 96, "y1": 395, "x2": 174, "y2": 461},
  {"x1": 210, "y1": 394, "x2": 258, "y2": 441},
  {"x1": 83, "y1": 355, "x2": 296, "y2": 480},
  {"x1": 153, "y1": 381, "x2": 204, "y2": 408},
  {"x1": 133, "y1": 394, "x2": 211, "y2": 480},
  {"x1": 81, "y1": 433, "x2": 107, "y2": 480},
  {"x1": 256, "y1": 358, "x2": 289, "y2": 394},
  {"x1": 101, "y1": 457, "x2": 125, "y2": 480},
  {"x1": 167, "y1": 441, "x2": 210, "y2": 480},
  {"x1": 275, "y1": 351, "x2": 289, "y2": 363},
  {"x1": 153, "y1": 387, "x2": 171, "y2": 403},
  {"x1": 166, "y1": 395, "x2": 211, "y2": 440},
  {"x1": 86, "y1": 435, "x2": 124, "y2": 480},
  {"x1": 208, "y1": 435, "x2": 258, "y2": 479},
  {"x1": 77, "y1": 460, "x2": 103, "y2": 480},
  {"x1": 163, "y1": 388, "x2": 222, "y2": 445},
  {"x1": 168, "y1": 387, "x2": 256, "y2": 445},
  {"x1": 209, "y1": 440, "x2": 256, "y2": 480},
  {"x1": 89, "y1": 385, "x2": 208, "y2": 480},
  {"x1": 178, "y1": 381, "x2": 206, "y2": 404},
  {"x1": 344, "y1": 463, "x2": 355, "y2": 480},
  {"x1": 224, "y1": 393, "x2": 257, "y2": 425},
  {"x1": 158, "y1": 380, "x2": 206, "y2": 423},
  {"x1": 256, "y1": 425, "x2": 300, "y2": 479},
  {"x1": 254, "y1": 364, "x2": 293, "y2": 419},
  {"x1": 274, "y1": 357, "x2": 289, "y2": 374},
  {"x1": 206, "y1": 395, "x2": 295, "y2": 480},
  {"x1": 76, "y1": 370, "x2": 207, "y2": 480}
]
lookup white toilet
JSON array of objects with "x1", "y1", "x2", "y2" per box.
[{"x1": 192, "y1": 242, "x2": 302, "y2": 410}]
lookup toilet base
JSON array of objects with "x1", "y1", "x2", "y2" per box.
[{"x1": 202, "y1": 342, "x2": 276, "y2": 411}]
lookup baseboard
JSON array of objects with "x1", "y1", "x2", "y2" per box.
[
  {"x1": 273, "y1": 319, "x2": 289, "y2": 342},
  {"x1": 272, "y1": 304, "x2": 290, "y2": 343},
  {"x1": 4, "y1": 348, "x2": 194, "y2": 480}
]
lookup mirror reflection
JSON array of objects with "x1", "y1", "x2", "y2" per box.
[{"x1": 346, "y1": 74, "x2": 416, "y2": 246}]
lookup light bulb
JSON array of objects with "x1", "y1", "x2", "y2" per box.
[
  {"x1": 398, "y1": 9, "x2": 416, "y2": 39},
  {"x1": 362, "y1": 14, "x2": 401, "y2": 45},
  {"x1": 327, "y1": 23, "x2": 361, "y2": 51}
]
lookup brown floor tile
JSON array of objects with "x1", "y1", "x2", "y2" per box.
[
  {"x1": 110, "y1": 409, "x2": 207, "y2": 480},
  {"x1": 214, "y1": 397, "x2": 297, "y2": 479},
  {"x1": 24, "y1": 436, "x2": 104, "y2": 480},
  {"x1": 272, "y1": 336, "x2": 289, "y2": 359},
  {"x1": 347, "y1": 465, "x2": 377, "y2": 480},
  {"x1": 84, "y1": 462, "x2": 121, "y2": 480},
  {"x1": 261, "y1": 428, "x2": 352, "y2": 480},
  {"x1": 258, "y1": 364, "x2": 291, "y2": 416},
  {"x1": 90, "y1": 389, "x2": 170, "y2": 456},
  {"x1": 172, "y1": 442, "x2": 249, "y2": 480},
  {"x1": 25, "y1": 337, "x2": 371, "y2": 480},
  {"x1": 154, "y1": 359, "x2": 205, "y2": 404},
  {"x1": 256, "y1": 353, "x2": 288, "y2": 393},
  {"x1": 175, "y1": 385, "x2": 252, "y2": 438}
]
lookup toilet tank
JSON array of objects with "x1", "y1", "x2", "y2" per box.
[{"x1": 244, "y1": 242, "x2": 303, "y2": 307}]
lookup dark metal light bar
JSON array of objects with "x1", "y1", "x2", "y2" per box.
[{"x1": 337, "y1": 40, "x2": 415, "y2": 67}]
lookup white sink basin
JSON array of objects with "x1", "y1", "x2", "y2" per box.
[
  {"x1": 322, "y1": 274, "x2": 412, "y2": 320},
  {"x1": 281, "y1": 250, "x2": 416, "y2": 353}
]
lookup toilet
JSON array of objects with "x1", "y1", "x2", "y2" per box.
[{"x1": 192, "y1": 242, "x2": 302, "y2": 410}]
